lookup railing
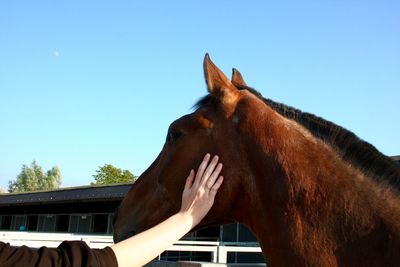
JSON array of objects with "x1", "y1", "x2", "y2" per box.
[{"x1": 0, "y1": 231, "x2": 262, "y2": 264}]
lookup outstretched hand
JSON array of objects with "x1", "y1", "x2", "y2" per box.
[
  {"x1": 111, "y1": 153, "x2": 224, "y2": 267},
  {"x1": 179, "y1": 153, "x2": 224, "y2": 229}
]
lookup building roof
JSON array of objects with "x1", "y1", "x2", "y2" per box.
[{"x1": 0, "y1": 183, "x2": 132, "y2": 206}]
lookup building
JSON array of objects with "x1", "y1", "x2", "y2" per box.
[{"x1": 0, "y1": 183, "x2": 126, "y2": 234}]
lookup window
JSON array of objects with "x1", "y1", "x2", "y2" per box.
[
  {"x1": 221, "y1": 223, "x2": 258, "y2": 243},
  {"x1": 78, "y1": 215, "x2": 91, "y2": 232},
  {"x1": 222, "y1": 223, "x2": 238, "y2": 242},
  {"x1": 238, "y1": 224, "x2": 258, "y2": 242},
  {"x1": 27, "y1": 215, "x2": 38, "y2": 231},
  {"x1": 38, "y1": 215, "x2": 56, "y2": 232},
  {"x1": 0, "y1": 216, "x2": 12, "y2": 230},
  {"x1": 221, "y1": 223, "x2": 262, "y2": 264},
  {"x1": 56, "y1": 215, "x2": 70, "y2": 232},
  {"x1": 69, "y1": 215, "x2": 78, "y2": 232},
  {"x1": 194, "y1": 226, "x2": 220, "y2": 241},
  {"x1": 12, "y1": 216, "x2": 26, "y2": 231},
  {"x1": 69, "y1": 215, "x2": 92, "y2": 233},
  {"x1": 92, "y1": 214, "x2": 109, "y2": 233},
  {"x1": 108, "y1": 214, "x2": 114, "y2": 234}
]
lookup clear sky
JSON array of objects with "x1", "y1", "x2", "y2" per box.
[{"x1": 1, "y1": 1, "x2": 399, "y2": 190}]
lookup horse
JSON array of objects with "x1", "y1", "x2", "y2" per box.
[{"x1": 113, "y1": 54, "x2": 400, "y2": 266}]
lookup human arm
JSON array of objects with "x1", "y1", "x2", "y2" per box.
[{"x1": 111, "y1": 153, "x2": 224, "y2": 267}]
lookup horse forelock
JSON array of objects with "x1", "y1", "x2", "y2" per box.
[
  {"x1": 193, "y1": 87, "x2": 400, "y2": 192},
  {"x1": 193, "y1": 95, "x2": 217, "y2": 112}
]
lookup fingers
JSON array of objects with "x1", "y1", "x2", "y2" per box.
[
  {"x1": 209, "y1": 176, "x2": 224, "y2": 197},
  {"x1": 193, "y1": 153, "x2": 211, "y2": 187},
  {"x1": 193, "y1": 153, "x2": 223, "y2": 190},
  {"x1": 200, "y1": 155, "x2": 220, "y2": 188},
  {"x1": 180, "y1": 154, "x2": 224, "y2": 226},
  {"x1": 206, "y1": 162, "x2": 223, "y2": 190},
  {"x1": 184, "y1": 169, "x2": 195, "y2": 190}
]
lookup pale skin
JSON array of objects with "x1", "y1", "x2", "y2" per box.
[{"x1": 111, "y1": 154, "x2": 224, "y2": 267}]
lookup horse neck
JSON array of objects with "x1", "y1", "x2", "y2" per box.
[{"x1": 237, "y1": 106, "x2": 400, "y2": 266}]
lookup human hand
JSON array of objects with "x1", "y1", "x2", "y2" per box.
[{"x1": 179, "y1": 153, "x2": 224, "y2": 229}]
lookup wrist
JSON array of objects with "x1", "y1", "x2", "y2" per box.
[{"x1": 176, "y1": 211, "x2": 195, "y2": 231}]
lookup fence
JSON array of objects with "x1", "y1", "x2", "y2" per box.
[{"x1": 0, "y1": 231, "x2": 263, "y2": 264}]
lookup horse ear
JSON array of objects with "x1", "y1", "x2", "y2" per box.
[
  {"x1": 203, "y1": 54, "x2": 239, "y2": 105},
  {"x1": 231, "y1": 68, "x2": 247, "y2": 88}
]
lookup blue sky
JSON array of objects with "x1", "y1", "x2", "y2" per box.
[{"x1": 1, "y1": 1, "x2": 399, "y2": 190}]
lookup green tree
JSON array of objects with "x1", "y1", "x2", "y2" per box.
[
  {"x1": 92, "y1": 164, "x2": 136, "y2": 185},
  {"x1": 8, "y1": 161, "x2": 62, "y2": 193}
]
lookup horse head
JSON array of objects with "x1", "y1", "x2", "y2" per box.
[{"x1": 113, "y1": 55, "x2": 262, "y2": 243}]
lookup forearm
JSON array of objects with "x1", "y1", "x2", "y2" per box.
[{"x1": 111, "y1": 212, "x2": 193, "y2": 267}]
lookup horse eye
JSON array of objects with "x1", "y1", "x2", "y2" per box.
[{"x1": 166, "y1": 130, "x2": 182, "y2": 143}]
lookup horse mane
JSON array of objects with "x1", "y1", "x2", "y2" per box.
[{"x1": 194, "y1": 86, "x2": 400, "y2": 191}]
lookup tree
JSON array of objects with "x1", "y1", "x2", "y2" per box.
[
  {"x1": 92, "y1": 164, "x2": 136, "y2": 185},
  {"x1": 8, "y1": 161, "x2": 62, "y2": 193}
]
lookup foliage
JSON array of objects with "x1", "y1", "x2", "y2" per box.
[
  {"x1": 8, "y1": 161, "x2": 62, "y2": 193},
  {"x1": 92, "y1": 164, "x2": 136, "y2": 185}
]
